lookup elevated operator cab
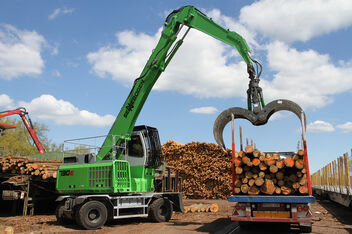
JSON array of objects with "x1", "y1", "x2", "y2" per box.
[
  {"x1": 62, "y1": 125, "x2": 162, "y2": 169},
  {"x1": 57, "y1": 125, "x2": 163, "y2": 194}
]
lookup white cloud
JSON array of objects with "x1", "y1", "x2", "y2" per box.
[
  {"x1": 86, "y1": 8, "x2": 259, "y2": 99},
  {"x1": 49, "y1": 7, "x2": 75, "y2": 20},
  {"x1": 87, "y1": 7, "x2": 352, "y2": 110},
  {"x1": 53, "y1": 69, "x2": 61, "y2": 78},
  {"x1": 87, "y1": 30, "x2": 157, "y2": 85},
  {"x1": 268, "y1": 112, "x2": 295, "y2": 121},
  {"x1": 205, "y1": 9, "x2": 258, "y2": 48},
  {"x1": 87, "y1": 25, "x2": 251, "y2": 98},
  {"x1": 240, "y1": 0, "x2": 352, "y2": 42},
  {"x1": 268, "y1": 112, "x2": 283, "y2": 121},
  {"x1": 51, "y1": 46, "x2": 59, "y2": 55},
  {"x1": 87, "y1": 30, "x2": 352, "y2": 108},
  {"x1": 0, "y1": 24, "x2": 46, "y2": 79},
  {"x1": 0, "y1": 94, "x2": 14, "y2": 109},
  {"x1": 262, "y1": 41, "x2": 352, "y2": 108},
  {"x1": 18, "y1": 94, "x2": 114, "y2": 127},
  {"x1": 336, "y1": 122, "x2": 352, "y2": 133},
  {"x1": 190, "y1": 106, "x2": 218, "y2": 114},
  {"x1": 307, "y1": 120, "x2": 335, "y2": 132},
  {"x1": 67, "y1": 61, "x2": 78, "y2": 68}
]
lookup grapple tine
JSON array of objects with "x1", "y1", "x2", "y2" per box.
[
  {"x1": 213, "y1": 107, "x2": 257, "y2": 151},
  {"x1": 213, "y1": 99, "x2": 306, "y2": 151}
]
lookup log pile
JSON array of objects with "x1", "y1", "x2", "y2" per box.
[
  {"x1": 0, "y1": 155, "x2": 61, "y2": 180},
  {"x1": 232, "y1": 146, "x2": 308, "y2": 195},
  {"x1": 162, "y1": 141, "x2": 308, "y2": 199},
  {"x1": 183, "y1": 203, "x2": 219, "y2": 213},
  {"x1": 162, "y1": 141, "x2": 232, "y2": 199}
]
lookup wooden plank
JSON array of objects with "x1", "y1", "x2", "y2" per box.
[
  {"x1": 340, "y1": 157, "x2": 345, "y2": 186},
  {"x1": 333, "y1": 160, "x2": 337, "y2": 186},
  {"x1": 325, "y1": 165, "x2": 328, "y2": 186},
  {"x1": 337, "y1": 158, "x2": 341, "y2": 186},
  {"x1": 329, "y1": 163, "x2": 332, "y2": 186},
  {"x1": 343, "y1": 153, "x2": 351, "y2": 187},
  {"x1": 338, "y1": 157, "x2": 343, "y2": 188}
]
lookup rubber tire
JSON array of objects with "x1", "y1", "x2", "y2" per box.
[
  {"x1": 148, "y1": 198, "x2": 173, "y2": 222},
  {"x1": 300, "y1": 224, "x2": 312, "y2": 233},
  {"x1": 75, "y1": 201, "x2": 107, "y2": 230},
  {"x1": 55, "y1": 202, "x2": 69, "y2": 224}
]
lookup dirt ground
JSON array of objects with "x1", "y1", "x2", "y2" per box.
[{"x1": 0, "y1": 198, "x2": 351, "y2": 234}]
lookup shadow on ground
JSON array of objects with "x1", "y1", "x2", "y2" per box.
[
  {"x1": 316, "y1": 198, "x2": 352, "y2": 234},
  {"x1": 317, "y1": 198, "x2": 352, "y2": 225}
]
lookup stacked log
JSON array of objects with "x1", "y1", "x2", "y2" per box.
[
  {"x1": 163, "y1": 141, "x2": 232, "y2": 199},
  {"x1": 183, "y1": 203, "x2": 219, "y2": 213},
  {"x1": 162, "y1": 141, "x2": 309, "y2": 199},
  {"x1": 0, "y1": 155, "x2": 61, "y2": 180},
  {"x1": 224, "y1": 145, "x2": 308, "y2": 196}
]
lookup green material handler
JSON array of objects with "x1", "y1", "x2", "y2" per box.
[{"x1": 55, "y1": 6, "x2": 265, "y2": 230}]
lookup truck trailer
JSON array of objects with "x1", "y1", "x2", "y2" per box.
[{"x1": 214, "y1": 101, "x2": 315, "y2": 233}]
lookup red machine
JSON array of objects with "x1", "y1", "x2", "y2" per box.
[
  {"x1": 0, "y1": 107, "x2": 46, "y2": 154},
  {"x1": 0, "y1": 122, "x2": 17, "y2": 134}
]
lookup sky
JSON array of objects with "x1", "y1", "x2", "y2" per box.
[{"x1": 1, "y1": 0, "x2": 352, "y2": 172}]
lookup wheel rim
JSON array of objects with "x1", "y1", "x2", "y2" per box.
[{"x1": 88, "y1": 209, "x2": 100, "y2": 222}]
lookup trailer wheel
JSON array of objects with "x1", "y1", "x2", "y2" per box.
[
  {"x1": 300, "y1": 223, "x2": 312, "y2": 233},
  {"x1": 148, "y1": 198, "x2": 173, "y2": 222},
  {"x1": 75, "y1": 201, "x2": 107, "y2": 230},
  {"x1": 55, "y1": 202, "x2": 69, "y2": 224}
]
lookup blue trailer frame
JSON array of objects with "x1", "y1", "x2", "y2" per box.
[{"x1": 228, "y1": 195, "x2": 315, "y2": 203}]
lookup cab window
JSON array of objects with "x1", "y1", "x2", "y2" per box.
[{"x1": 128, "y1": 135, "x2": 144, "y2": 157}]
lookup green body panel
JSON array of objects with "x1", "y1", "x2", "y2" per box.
[
  {"x1": 57, "y1": 161, "x2": 116, "y2": 194},
  {"x1": 130, "y1": 166, "x2": 155, "y2": 192},
  {"x1": 56, "y1": 162, "x2": 155, "y2": 194}
]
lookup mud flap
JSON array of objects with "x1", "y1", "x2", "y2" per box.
[{"x1": 162, "y1": 192, "x2": 184, "y2": 213}]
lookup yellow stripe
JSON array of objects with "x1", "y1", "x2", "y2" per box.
[{"x1": 253, "y1": 211, "x2": 290, "y2": 218}]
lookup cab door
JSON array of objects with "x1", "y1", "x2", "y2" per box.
[{"x1": 126, "y1": 132, "x2": 146, "y2": 167}]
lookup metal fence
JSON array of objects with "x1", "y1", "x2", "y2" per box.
[
  {"x1": 311, "y1": 150, "x2": 352, "y2": 195},
  {"x1": 62, "y1": 134, "x2": 127, "y2": 160}
]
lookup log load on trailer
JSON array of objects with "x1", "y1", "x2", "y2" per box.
[
  {"x1": 55, "y1": 5, "x2": 270, "y2": 230},
  {"x1": 214, "y1": 102, "x2": 315, "y2": 233}
]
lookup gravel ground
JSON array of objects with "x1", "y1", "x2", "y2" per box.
[{"x1": 0, "y1": 198, "x2": 351, "y2": 234}]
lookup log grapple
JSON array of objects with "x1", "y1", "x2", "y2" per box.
[
  {"x1": 213, "y1": 99, "x2": 306, "y2": 151},
  {"x1": 213, "y1": 59, "x2": 306, "y2": 151}
]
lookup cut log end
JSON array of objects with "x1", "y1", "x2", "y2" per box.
[{"x1": 245, "y1": 145, "x2": 254, "y2": 154}]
